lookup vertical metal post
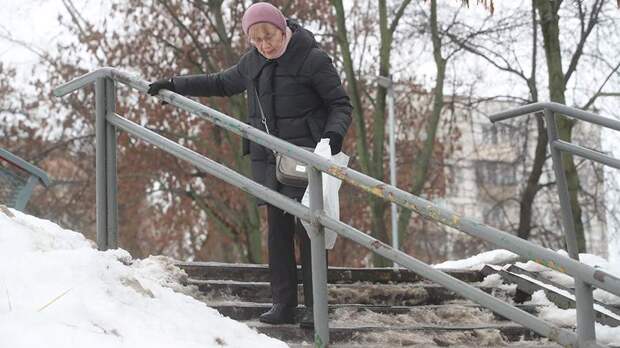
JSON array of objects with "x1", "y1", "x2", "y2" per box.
[
  {"x1": 105, "y1": 78, "x2": 118, "y2": 249},
  {"x1": 377, "y1": 75, "x2": 399, "y2": 268},
  {"x1": 308, "y1": 166, "x2": 329, "y2": 347},
  {"x1": 544, "y1": 108, "x2": 596, "y2": 345},
  {"x1": 387, "y1": 80, "x2": 398, "y2": 268},
  {"x1": 95, "y1": 78, "x2": 108, "y2": 250},
  {"x1": 14, "y1": 176, "x2": 38, "y2": 211}
]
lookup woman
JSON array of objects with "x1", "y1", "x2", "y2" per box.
[{"x1": 148, "y1": 2, "x2": 352, "y2": 328}]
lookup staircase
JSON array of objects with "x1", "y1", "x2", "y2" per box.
[{"x1": 174, "y1": 261, "x2": 606, "y2": 347}]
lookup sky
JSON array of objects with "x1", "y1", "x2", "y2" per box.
[
  {"x1": 0, "y1": 0, "x2": 73, "y2": 66},
  {"x1": 0, "y1": 1, "x2": 618, "y2": 259},
  {"x1": 0, "y1": 207, "x2": 287, "y2": 348}
]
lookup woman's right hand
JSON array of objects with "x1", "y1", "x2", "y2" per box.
[{"x1": 147, "y1": 78, "x2": 175, "y2": 96}]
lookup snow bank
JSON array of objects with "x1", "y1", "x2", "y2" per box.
[{"x1": 0, "y1": 207, "x2": 286, "y2": 348}]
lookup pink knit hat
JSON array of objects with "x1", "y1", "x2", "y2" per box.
[{"x1": 242, "y1": 2, "x2": 287, "y2": 35}]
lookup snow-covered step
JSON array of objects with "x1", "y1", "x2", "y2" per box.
[
  {"x1": 287, "y1": 343, "x2": 562, "y2": 348},
  {"x1": 177, "y1": 261, "x2": 482, "y2": 283},
  {"x1": 208, "y1": 301, "x2": 541, "y2": 322},
  {"x1": 178, "y1": 261, "x2": 579, "y2": 347},
  {"x1": 249, "y1": 321, "x2": 551, "y2": 346},
  {"x1": 506, "y1": 264, "x2": 620, "y2": 317},
  {"x1": 188, "y1": 279, "x2": 512, "y2": 305},
  {"x1": 482, "y1": 265, "x2": 620, "y2": 327}
]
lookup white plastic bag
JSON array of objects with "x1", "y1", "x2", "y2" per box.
[{"x1": 301, "y1": 139, "x2": 350, "y2": 249}]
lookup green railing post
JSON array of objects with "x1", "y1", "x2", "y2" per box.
[
  {"x1": 95, "y1": 77, "x2": 118, "y2": 250},
  {"x1": 308, "y1": 166, "x2": 329, "y2": 347},
  {"x1": 543, "y1": 108, "x2": 596, "y2": 345},
  {"x1": 14, "y1": 176, "x2": 38, "y2": 211},
  {"x1": 95, "y1": 78, "x2": 108, "y2": 250},
  {"x1": 105, "y1": 78, "x2": 118, "y2": 249}
]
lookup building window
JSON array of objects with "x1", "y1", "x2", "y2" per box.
[
  {"x1": 475, "y1": 160, "x2": 517, "y2": 186},
  {"x1": 480, "y1": 124, "x2": 516, "y2": 145}
]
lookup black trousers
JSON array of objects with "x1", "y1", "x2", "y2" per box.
[{"x1": 267, "y1": 204, "x2": 321, "y2": 307}]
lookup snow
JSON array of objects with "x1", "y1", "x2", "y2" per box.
[
  {"x1": 432, "y1": 249, "x2": 521, "y2": 270},
  {"x1": 514, "y1": 271, "x2": 620, "y2": 323},
  {"x1": 475, "y1": 273, "x2": 518, "y2": 294},
  {"x1": 0, "y1": 206, "x2": 286, "y2": 348},
  {"x1": 513, "y1": 249, "x2": 620, "y2": 308},
  {"x1": 435, "y1": 247, "x2": 620, "y2": 346},
  {"x1": 526, "y1": 290, "x2": 620, "y2": 347},
  {"x1": 517, "y1": 248, "x2": 620, "y2": 284}
]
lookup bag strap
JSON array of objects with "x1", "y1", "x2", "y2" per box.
[{"x1": 254, "y1": 86, "x2": 277, "y2": 156}]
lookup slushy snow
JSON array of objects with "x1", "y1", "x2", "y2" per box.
[{"x1": 0, "y1": 206, "x2": 286, "y2": 348}]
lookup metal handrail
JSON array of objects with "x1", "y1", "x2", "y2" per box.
[
  {"x1": 489, "y1": 101, "x2": 620, "y2": 131},
  {"x1": 0, "y1": 148, "x2": 50, "y2": 187},
  {"x1": 0, "y1": 148, "x2": 50, "y2": 211},
  {"x1": 489, "y1": 103, "x2": 620, "y2": 347},
  {"x1": 53, "y1": 68, "x2": 616, "y2": 348},
  {"x1": 108, "y1": 112, "x2": 577, "y2": 345}
]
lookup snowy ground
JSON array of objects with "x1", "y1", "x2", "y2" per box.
[{"x1": 0, "y1": 206, "x2": 286, "y2": 348}]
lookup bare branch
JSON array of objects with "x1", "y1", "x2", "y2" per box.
[
  {"x1": 389, "y1": 0, "x2": 413, "y2": 35},
  {"x1": 445, "y1": 31, "x2": 529, "y2": 83},
  {"x1": 564, "y1": 0, "x2": 605, "y2": 84},
  {"x1": 580, "y1": 60, "x2": 620, "y2": 110},
  {"x1": 0, "y1": 29, "x2": 55, "y2": 66},
  {"x1": 157, "y1": 0, "x2": 217, "y2": 72}
]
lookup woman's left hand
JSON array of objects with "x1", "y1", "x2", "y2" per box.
[{"x1": 323, "y1": 132, "x2": 343, "y2": 155}]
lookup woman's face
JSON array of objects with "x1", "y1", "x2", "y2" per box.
[{"x1": 248, "y1": 23, "x2": 284, "y2": 59}]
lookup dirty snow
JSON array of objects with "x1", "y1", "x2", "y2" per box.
[
  {"x1": 0, "y1": 206, "x2": 286, "y2": 348},
  {"x1": 330, "y1": 305, "x2": 495, "y2": 328}
]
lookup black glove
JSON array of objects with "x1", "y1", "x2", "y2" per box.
[
  {"x1": 147, "y1": 78, "x2": 175, "y2": 96},
  {"x1": 324, "y1": 131, "x2": 343, "y2": 155}
]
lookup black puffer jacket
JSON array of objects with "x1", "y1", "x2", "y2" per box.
[{"x1": 172, "y1": 21, "x2": 352, "y2": 202}]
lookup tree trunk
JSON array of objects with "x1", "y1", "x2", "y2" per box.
[
  {"x1": 209, "y1": 0, "x2": 262, "y2": 263},
  {"x1": 331, "y1": 0, "x2": 387, "y2": 266},
  {"x1": 369, "y1": 0, "x2": 392, "y2": 267},
  {"x1": 332, "y1": 0, "x2": 412, "y2": 266},
  {"x1": 516, "y1": 1, "x2": 546, "y2": 241},
  {"x1": 517, "y1": 116, "x2": 547, "y2": 240},
  {"x1": 331, "y1": 0, "x2": 371, "y2": 175},
  {"x1": 397, "y1": 0, "x2": 445, "y2": 249},
  {"x1": 535, "y1": 0, "x2": 586, "y2": 252}
]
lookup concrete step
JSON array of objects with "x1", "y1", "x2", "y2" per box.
[
  {"x1": 249, "y1": 321, "x2": 550, "y2": 346},
  {"x1": 177, "y1": 261, "x2": 483, "y2": 284},
  {"x1": 176, "y1": 262, "x2": 568, "y2": 347},
  {"x1": 207, "y1": 301, "x2": 540, "y2": 322},
  {"x1": 188, "y1": 279, "x2": 513, "y2": 305},
  {"x1": 288, "y1": 343, "x2": 562, "y2": 348}
]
